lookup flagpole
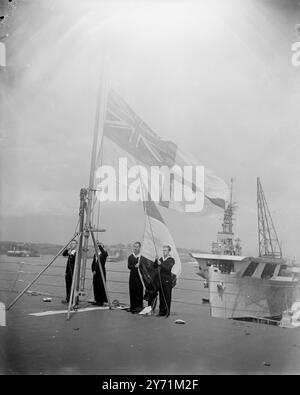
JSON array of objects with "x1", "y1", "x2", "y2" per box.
[{"x1": 79, "y1": 55, "x2": 107, "y2": 293}]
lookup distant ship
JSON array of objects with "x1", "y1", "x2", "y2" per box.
[
  {"x1": 6, "y1": 243, "x2": 40, "y2": 257},
  {"x1": 107, "y1": 248, "x2": 124, "y2": 262},
  {"x1": 102, "y1": 245, "x2": 130, "y2": 262},
  {"x1": 191, "y1": 178, "x2": 300, "y2": 323}
]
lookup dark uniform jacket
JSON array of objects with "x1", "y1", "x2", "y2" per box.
[
  {"x1": 91, "y1": 245, "x2": 109, "y2": 304},
  {"x1": 128, "y1": 254, "x2": 143, "y2": 311},
  {"x1": 62, "y1": 249, "x2": 76, "y2": 277},
  {"x1": 154, "y1": 256, "x2": 175, "y2": 279},
  {"x1": 92, "y1": 245, "x2": 108, "y2": 279}
]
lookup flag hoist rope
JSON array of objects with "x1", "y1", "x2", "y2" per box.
[
  {"x1": 92, "y1": 140, "x2": 104, "y2": 237},
  {"x1": 138, "y1": 168, "x2": 170, "y2": 317},
  {"x1": 90, "y1": 126, "x2": 111, "y2": 309},
  {"x1": 136, "y1": 166, "x2": 154, "y2": 296},
  {"x1": 91, "y1": 109, "x2": 171, "y2": 316},
  {"x1": 79, "y1": 57, "x2": 108, "y2": 294},
  {"x1": 104, "y1": 156, "x2": 170, "y2": 316}
]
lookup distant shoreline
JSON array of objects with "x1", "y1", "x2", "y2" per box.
[{"x1": 0, "y1": 240, "x2": 207, "y2": 257}]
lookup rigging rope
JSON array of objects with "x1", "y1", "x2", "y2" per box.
[
  {"x1": 138, "y1": 168, "x2": 170, "y2": 317},
  {"x1": 90, "y1": 137, "x2": 104, "y2": 231},
  {"x1": 96, "y1": 141, "x2": 104, "y2": 233},
  {"x1": 112, "y1": 152, "x2": 177, "y2": 318}
]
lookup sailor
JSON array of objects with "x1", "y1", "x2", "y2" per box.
[
  {"x1": 154, "y1": 245, "x2": 175, "y2": 317},
  {"x1": 62, "y1": 240, "x2": 77, "y2": 304},
  {"x1": 91, "y1": 241, "x2": 108, "y2": 306},
  {"x1": 127, "y1": 242, "x2": 144, "y2": 313}
]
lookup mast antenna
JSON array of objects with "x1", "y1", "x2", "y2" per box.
[
  {"x1": 257, "y1": 177, "x2": 282, "y2": 259},
  {"x1": 222, "y1": 177, "x2": 236, "y2": 235},
  {"x1": 212, "y1": 178, "x2": 241, "y2": 255}
]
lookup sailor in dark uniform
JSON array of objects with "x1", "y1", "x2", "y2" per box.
[
  {"x1": 91, "y1": 242, "x2": 108, "y2": 306},
  {"x1": 154, "y1": 245, "x2": 175, "y2": 317},
  {"x1": 62, "y1": 240, "x2": 77, "y2": 304},
  {"x1": 127, "y1": 241, "x2": 144, "y2": 313}
]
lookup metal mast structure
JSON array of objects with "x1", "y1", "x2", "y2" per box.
[
  {"x1": 257, "y1": 178, "x2": 282, "y2": 259},
  {"x1": 67, "y1": 57, "x2": 111, "y2": 318},
  {"x1": 7, "y1": 58, "x2": 111, "y2": 316},
  {"x1": 221, "y1": 178, "x2": 237, "y2": 235},
  {"x1": 212, "y1": 178, "x2": 240, "y2": 255}
]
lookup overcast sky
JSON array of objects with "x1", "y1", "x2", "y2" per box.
[{"x1": 1, "y1": 0, "x2": 300, "y2": 257}]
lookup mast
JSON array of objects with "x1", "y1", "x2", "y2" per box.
[
  {"x1": 5, "y1": 52, "x2": 109, "y2": 313},
  {"x1": 212, "y1": 178, "x2": 241, "y2": 255},
  {"x1": 222, "y1": 177, "x2": 235, "y2": 235},
  {"x1": 77, "y1": 58, "x2": 107, "y2": 294},
  {"x1": 257, "y1": 177, "x2": 282, "y2": 259}
]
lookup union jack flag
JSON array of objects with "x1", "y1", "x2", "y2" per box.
[
  {"x1": 104, "y1": 89, "x2": 177, "y2": 168},
  {"x1": 102, "y1": 88, "x2": 228, "y2": 210}
]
